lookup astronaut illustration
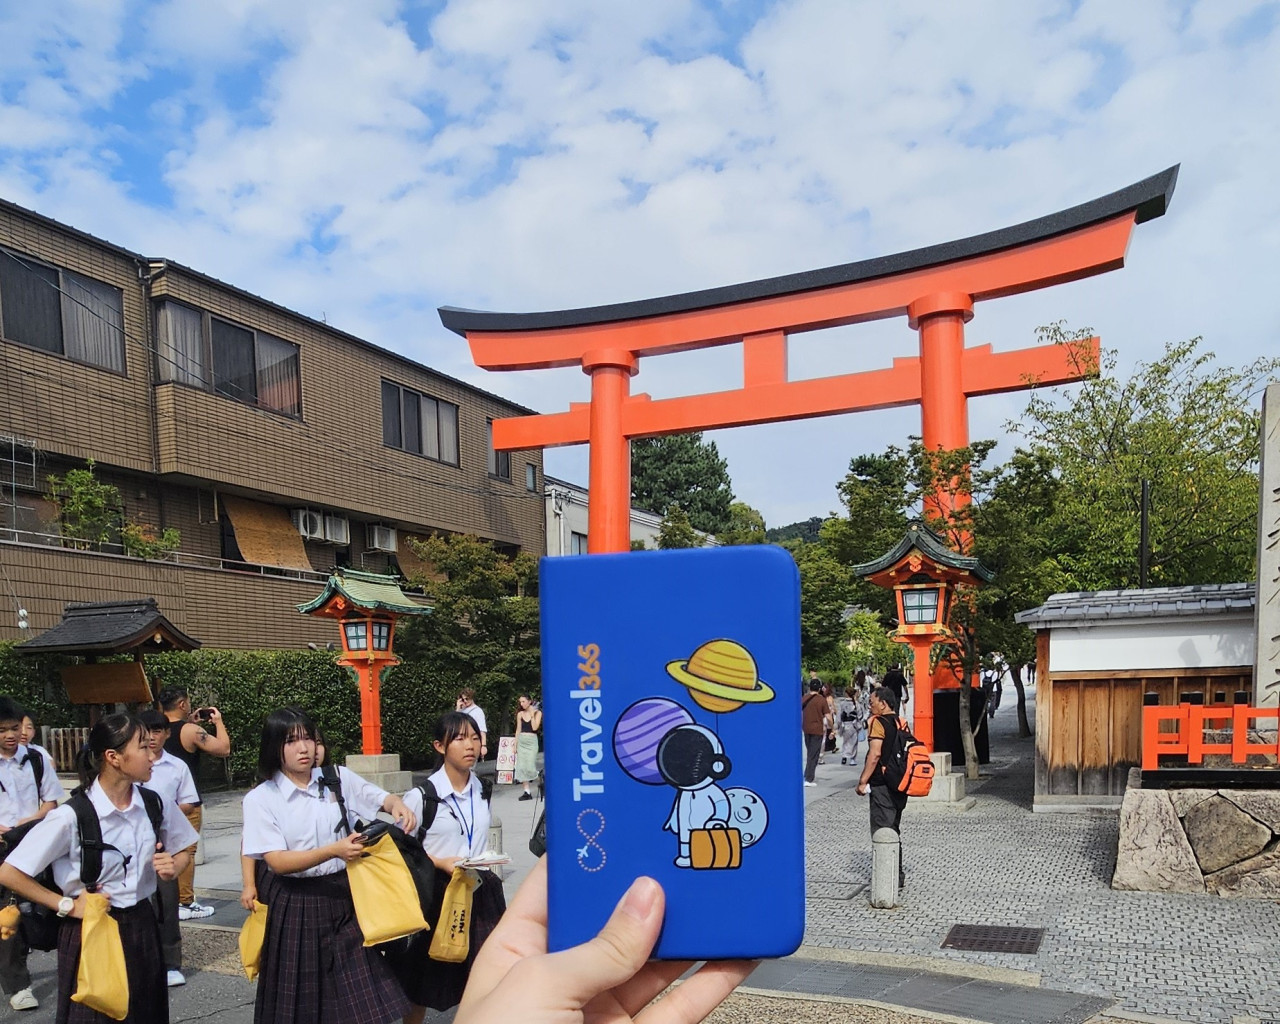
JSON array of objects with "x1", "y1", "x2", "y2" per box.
[{"x1": 614, "y1": 697, "x2": 769, "y2": 869}]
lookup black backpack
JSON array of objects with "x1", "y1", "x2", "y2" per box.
[
  {"x1": 317, "y1": 766, "x2": 438, "y2": 923},
  {"x1": 0, "y1": 784, "x2": 164, "y2": 951}
]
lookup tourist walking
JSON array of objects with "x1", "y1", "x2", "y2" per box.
[
  {"x1": 514, "y1": 695, "x2": 541, "y2": 800},
  {"x1": 456, "y1": 689, "x2": 488, "y2": 760},
  {"x1": 801, "y1": 679, "x2": 829, "y2": 787},
  {"x1": 836, "y1": 685, "x2": 864, "y2": 765}
]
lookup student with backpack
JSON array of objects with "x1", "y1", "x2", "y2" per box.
[
  {"x1": 241, "y1": 707, "x2": 416, "y2": 1024},
  {"x1": 388, "y1": 710, "x2": 507, "y2": 1022},
  {"x1": 0, "y1": 697, "x2": 65, "y2": 1012},
  {"x1": 856, "y1": 686, "x2": 932, "y2": 890},
  {"x1": 0, "y1": 712, "x2": 197, "y2": 1023}
]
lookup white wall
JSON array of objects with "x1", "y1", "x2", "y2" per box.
[
  {"x1": 1048, "y1": 616, "x2": 1255, "y2": 673},
  {"x1": 544, "y1": 483, "x2": 662, "y2": 555}
]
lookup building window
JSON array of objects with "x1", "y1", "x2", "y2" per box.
[
  {"x1": 570, "y1": 531, "x2": 588, "y2": 555},
  {"x1": 487, "y1": 420, "x2": 511, "y2": 480},
  {"x1": 382, "y1": 380, "x2": 459, "y2": 465},
  {"x1": 155, "y1": 300, "x2": 300, "y2": 417},
  {"x1": 525, "y1": 463, "x2": 538, "y2": 492},
  {"x1": 0, "y1": 248, "x2": 125, "y2": 373}
]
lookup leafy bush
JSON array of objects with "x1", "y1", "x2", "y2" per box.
[{"x1": 0, "y1": 642, "x2": 81, "y2": 729}]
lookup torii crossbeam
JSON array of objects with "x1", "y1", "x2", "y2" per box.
[{"x1": 441, "y1": 167, "x2": 1177, "y2": 553}]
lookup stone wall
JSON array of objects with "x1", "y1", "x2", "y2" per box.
[{"x1": 1112, "y1": 769, "x2": 1280, "y2": 897}]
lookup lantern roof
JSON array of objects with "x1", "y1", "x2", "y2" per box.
[
  {"x1": 297, "y1": 568, "x2": 431, "y2": 618},
  {"x1": 851, "y1": 521, "x2": 995, "y2": 584},
  {"x1": 15, "y1": 598, "x2": 201, "y2": 655}
]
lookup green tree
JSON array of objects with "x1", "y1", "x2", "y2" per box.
[
  {"x1": 396, "y1": 534, "x2": 540, "y2": 741},
  {"x1": 657, "y1": 504, "x2": 701, "y2": 549},
  {"x1": 717, "y1": 502, "x2": 766, "y2": 545},
  {"x1": 631, "y1": 433, "x2": 734, "y2": 534},
  {"x1": 844, "y1": 608, "x2": 900, "y2": 675},
  {"x1": 47, "y1": 460, "x2": 122, "y2": 550},
  {"x1": 766, "y1": 517, "x2": 827, "y2": 545},
  {"x1": 1011, "y1": 329, "x2": 1278, "y2": 589},
  {"x1": 787, "y1": 541, "x2": 853, "y2": 667}
]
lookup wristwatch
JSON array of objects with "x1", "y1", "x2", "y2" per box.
[{"x1": 56, "y1": 896, "x2": 74, "y2": 918}]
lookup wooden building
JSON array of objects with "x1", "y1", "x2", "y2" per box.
[{"x1": 1016, "y1": 584, "x2": 1256, "y2": 811}]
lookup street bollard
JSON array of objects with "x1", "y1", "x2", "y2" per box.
[
  {"x1": 870, "y1": 827, "x2": 899, "y2": 908},
  {"x1": 488, "y1": 815, "x2": 503, "y2": 856}
]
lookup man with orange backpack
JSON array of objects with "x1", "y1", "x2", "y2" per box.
[{"x1": 856, "y1": 686, "x2": 932, "y2": 890}]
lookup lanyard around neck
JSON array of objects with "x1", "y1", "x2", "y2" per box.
[{"x1": 448, "y1": 787, "x2": 475, "y2": 849}]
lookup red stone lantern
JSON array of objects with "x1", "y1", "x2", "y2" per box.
[
  {"x1": 853, "y1": 522, "x2": 992, "y2": 751},
  {"x1": 298, "y1": 568, "x2": 429, "y2": 755}
]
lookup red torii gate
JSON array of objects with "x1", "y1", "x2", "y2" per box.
[{"x1": 441, "y1": 167, "x2": 1177, "y2": 557}]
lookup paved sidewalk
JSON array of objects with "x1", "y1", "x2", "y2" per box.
[{"x1": 802, "y1": 690, "x2": 1280, "y2": 1024}]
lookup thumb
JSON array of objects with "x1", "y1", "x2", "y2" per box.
[{"x1": 543, "y1": 877, "x2": 664, "y2": 1004}]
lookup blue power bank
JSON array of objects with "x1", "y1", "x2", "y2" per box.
[{"x1": 541, "y1": 545, "x2": 805, "y2": 960}]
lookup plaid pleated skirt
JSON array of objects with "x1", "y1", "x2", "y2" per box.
[
  {"x1": 56, "y1": 900, "x2": 166, "y2": 1024},
  {"x1": 382, "y1": 867, "x2": 506, "y2": 1011},
  {"x1": 255, "y1": 871, "x2": 410, "y2": 1024}
]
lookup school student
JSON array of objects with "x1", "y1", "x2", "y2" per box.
[
  {"x1": 0, "y1": 696, "x2": 66, "y2": 1012},
  {"x1": 139, "y1": 710, "x2": 199, "y2": 988},
  {"x1": 389, "y1": 711, "x2": 507, "y2": 1022},
  {"x1": 0, "y1": 713, "x2": 198, "y2": 1024},
  {"x1": 18, "y1": 713, "x2": 54, "y2": 770},
  {"x1": 240, "y1": 708, "x2": 416, "y2": 1024}
]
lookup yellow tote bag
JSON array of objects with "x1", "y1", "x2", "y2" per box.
[
  {"x1": 238, "y1": 901, "x2": 269, "y2": 981},
  {"x1": 428, "y1": 867, "x2": 479, "y2": 963},
  {"x1": 346, "y1": 834, "x2": 429, "y2": 947},
  {"x1": 70, "y1": 893, "x2": 129, "y2": 1021}
]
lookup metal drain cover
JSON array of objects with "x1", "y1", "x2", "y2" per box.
[{"x1": 941, "y1": 924, "x2": 1045, "y2": 954}]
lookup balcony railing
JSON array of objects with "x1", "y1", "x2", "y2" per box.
[{"x1": 0, "y1": 526, "x2": 329, "y2": 583}]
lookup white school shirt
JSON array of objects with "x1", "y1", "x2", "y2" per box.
[
  {"x1": 404, "y1": 768, "x2": 490, "y2": 861},
  {"x1": 4, "y1": 779, "x2": 198, "y2": 908},
  {"x1": 148, "y1": 750, "x2": 199, "y2": 809},
  {"x1": 0, "y1": 745, "x2": 65, "y2": 827},
  {"x1": 241, "y1": 766, "x2": 389, "y2": 878},
  {"x1": 462, "y1": 704, "x2": 487, "y2": 739}
]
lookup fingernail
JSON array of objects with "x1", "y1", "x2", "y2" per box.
[{"x1": 619, "y1": 876, "x2": 660, "y2": 921}]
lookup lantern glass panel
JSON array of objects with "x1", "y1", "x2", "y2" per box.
[
  {"x1": 343, "y1": 620, "x2": 368, "y2": 651},
  {"x1": 372, "y1": 620, "x2": 391, "y2": 651},
  {"x1": 902, "y1": 587, "x2": 941, "y2": 625}
]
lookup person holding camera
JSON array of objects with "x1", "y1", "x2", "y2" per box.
[{"x1": 158, "y1": 685, "x2": 231, "y2": 920}]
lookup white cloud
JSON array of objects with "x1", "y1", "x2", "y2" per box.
[{"x1": 1, "y1": 0, "x2": 1278, "y2": 530}]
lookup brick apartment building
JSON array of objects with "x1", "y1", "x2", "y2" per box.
[{"x1": 0, "y1": 197, "x2": 544, "y2": 649}]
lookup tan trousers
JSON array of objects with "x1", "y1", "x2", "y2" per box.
[{"x1": 177, "y1": 804, "x2": 202, "y2": 906}]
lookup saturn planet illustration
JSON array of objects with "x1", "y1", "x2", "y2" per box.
[{"x1": 665, "y1": 639, "x2": 775, "y2": 713}]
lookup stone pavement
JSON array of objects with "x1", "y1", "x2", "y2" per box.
[
  {"x1": 801, "y1": 689, "x2": 1280, "y2": 1023},
  {"x1": 10, "y1": 689, "x2": 1280, "y2": 1023}
]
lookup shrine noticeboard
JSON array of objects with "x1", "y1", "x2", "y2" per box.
[{"x1": 495, "y1": 736, "x2": 517, "y2": 784}]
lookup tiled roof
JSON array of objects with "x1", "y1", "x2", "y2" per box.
[
  {"x1": 852, "y1": 520, "x2": 995, "y2": 582},
  {"x1": 1014, "y1": 583, "x2": 1256, "y2": 628},
  {"x1": 15, "y1": 599, "x2": 201, "y2": 653},
  {"x1": 297, "y1": 568, "x2": 431, "y2": 617}
]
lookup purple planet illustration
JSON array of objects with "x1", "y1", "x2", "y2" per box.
[{"x1": 613, "y1": 697, "x2": 694, "y2": 784}]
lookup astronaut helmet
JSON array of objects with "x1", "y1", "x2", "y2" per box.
[{"x1": 655, "y1": 724, "x2": 732, "y2": 789}]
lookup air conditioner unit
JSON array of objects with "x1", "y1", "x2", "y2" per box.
[
  {"x1": 368, "y1": 524, "x2": 397, "y2": 552},
  {"x1": 292, "y1": 508, "x2": 325, "y2": 541},
  {"x1": 324, "y1": 514, "x2": 350, "y2": 546}
]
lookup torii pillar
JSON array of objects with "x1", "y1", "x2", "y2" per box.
[{"x1": 441, "y1": 167, "x2": 1177, "y2": 555}]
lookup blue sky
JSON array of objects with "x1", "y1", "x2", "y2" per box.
[{"x1": 1, "y1": 0, "x2": 1277, "y2": 526}]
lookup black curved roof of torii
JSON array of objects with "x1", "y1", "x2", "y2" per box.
[{"x1": 439, "y1": 165, "x2": 1178, "y2": 337}]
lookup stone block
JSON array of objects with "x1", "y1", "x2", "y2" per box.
[
  {"x1": 1169, "y1": 788, "x2": 1213, "y2": 819},
  {"x1": 1221, "y1": 790, "x2": 1280, "y2": 833},
  {"x1": 1204, "y1": 843, "x2": 1280, "y2": 897},
  {"x1": 1183, "y1": 794, "x2": 1271, "y2": 873},
  {"x1": 362, "y1": 770, "x2": 413, "y2": 793},
  {"x1": 929, "y1": 751, "x2": 953, "y2": 776},
  {"x1": 922, "y1": 771, "x2": 965, "y2": 802},
  {"x1": 345, "y1": 753, "x2": 402, "y2": 774},
  {"x1": 1112, "y1": 787, "x2": 1204, "y2": 893}
]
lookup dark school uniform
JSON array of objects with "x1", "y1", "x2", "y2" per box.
[
  {"x1": 383, "y1": 768, "x2": 506, "y2": 1011},
  {"x1": 4, "y1": 779, "x2": 198, "y2": 1024},
  {"x1": 241, "y1": 767, "x2": 410, "y2": 1024}
]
